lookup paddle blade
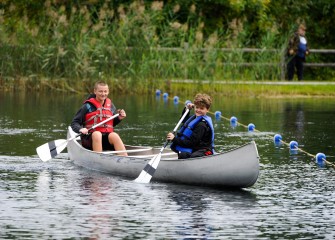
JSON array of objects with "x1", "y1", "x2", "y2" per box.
[
  {"x1": 36, "y1": 139, "x2": 68, "y2": 162},
  {"x1": 134, "y1": 152, "x2": 162, "y2": 184}
]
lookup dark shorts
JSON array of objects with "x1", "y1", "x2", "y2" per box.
[
  {"x1": 178, "y1": 149, "x2": 213, "y2": 159},
  {"x1": 81, "y1": 133, "x2": 115, "y2": 151}
]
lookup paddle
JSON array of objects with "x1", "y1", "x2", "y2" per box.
[
  {"x1": 36, "y1": 113, "x2": 120, "y2": 162},
  {"x1": 134, "y1": 108, "x2": 190, "y2": 183}
]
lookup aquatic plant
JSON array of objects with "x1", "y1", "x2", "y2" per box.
[{"x1": 0, "y1": 1, "x2": 333, "y2": 93}]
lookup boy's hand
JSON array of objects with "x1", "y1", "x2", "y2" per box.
[
  {"x1": 186, "y1": 103, "x2": 194, "y2": 109},
  {"x1": 167, "y1": 132, "x2": 175, "y2": 141},
  {"x1": 80, "y1": 128, "x2": 89, "y2": 135},
  {"x1": 117, "y1": 109, "x2": 126, "y2": 119}
]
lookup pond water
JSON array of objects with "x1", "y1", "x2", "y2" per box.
[{"x1": 1, "y1": 91, "x2": 335, "y2": 239}]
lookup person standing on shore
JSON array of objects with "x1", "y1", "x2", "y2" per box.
[{"x1": 287, "y1": 24, "x2": 310, "y2": 81}]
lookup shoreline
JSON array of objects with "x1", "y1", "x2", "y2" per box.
[
  {"x1": 1, "y1": 77, "x2": 335, "y2": 98},
  {"x1": 171, "y1": 80, "x2": 335, "y2": 85}
]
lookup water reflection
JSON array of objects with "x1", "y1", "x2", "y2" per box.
[
  {"x1": 161, "y1": 184, "x2": 257, "y2": 239},
  {"x1": 2, "y1": 92, "x2": 335, "y2": 239},
  {"x1": 1, "y1": 153, "x2": 334, "y2": 239},
  {"x1": 283, "y1": 102, "x2": 305, "y2": 142},
  {"x1": 80, "y1": 176, "x2": 114, "y2": 239},
  {"x1": 169, "y1": 188, "x2": 210, "y2": 238}
]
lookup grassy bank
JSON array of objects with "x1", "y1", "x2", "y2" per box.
[
  {"x1": 1, "y1": 76, "x2": 335, "y2": 98},
  {"x1": 1, "y1": 1, "x2": 334, "y2": 92},
  {"x1": 0, "y1": 1, "x2": 306, "y2": 88},
  {"x1": 170, "y1": 81, "x2": 335, "y2": 98}
]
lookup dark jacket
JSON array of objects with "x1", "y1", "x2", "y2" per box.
[{"x1": 171, "y1": 108, "x2": 213, "y2": 152}]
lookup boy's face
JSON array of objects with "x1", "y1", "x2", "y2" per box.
[
  {"x1": 194, "y1": 104, "x2": 209, "y2": 117},
  {"x1": 94, "y1": 84, "x2": 109, "y2": 103}
]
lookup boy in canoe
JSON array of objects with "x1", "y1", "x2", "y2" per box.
[
  {"x1": 71, "y1": 81, "x2": 128, "y2": 156},
  {"x1": 167, "y1": 93, "x2": 214, "y2": 159}
]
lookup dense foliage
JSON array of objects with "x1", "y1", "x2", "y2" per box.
[{"x1": 0, "y1": 0, "x2": 334, "y2": 92}]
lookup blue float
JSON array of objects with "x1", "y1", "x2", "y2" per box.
[
  {"x1": 155, "y1": 89, "x2": 161, "y2": 96},
  {"x1": 173, "y1": 96, "x2": 179, "y2": 104},
  {"x1": 273, "y1": 134, "x2": 282, "y2": 147},
  {"x1": 289, "y1": 141, "x2": 298, "y2": 150},
  {"x1": 230, "y1": 116, "x2": 238, "y2": 128},
  {"x1": 230, "y1": 116, "x2": 237, "y2": 124},
  {"x1": 163, "y1": 93, "x2": 168, "y2": 99},
  {"x1": 215, "y1": 111, "x2": 221, "y2": 119},
  {"x1": 248, "y1": 123, "x2": 255, "y2": 132},
  {"x1": 315, "y1": 153, "x2": 326, "y2": 166},
  {"x1": 289, "y1": 140, "x2": 299, "y2": 154},
  {"x1": 274, "y1": 134, "x2": 282, "y2": 143}
]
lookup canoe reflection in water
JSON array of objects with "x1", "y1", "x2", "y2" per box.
[{"x1": 167, "y1": 185, "x2": 258, "y2": 238}]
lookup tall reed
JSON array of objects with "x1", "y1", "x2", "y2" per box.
[{"x1": 0, "y1": 1, "x2": 295, "y2": 93}]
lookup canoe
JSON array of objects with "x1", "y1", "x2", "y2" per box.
[{"x1": 67, "y1": 127, "x2": 260, "y2": 188}]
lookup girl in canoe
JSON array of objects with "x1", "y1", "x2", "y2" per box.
[
  {"x1": 167, "y1": 93, "x2": 215, "y2": 159},
  {"x1": 71, "y1": 81, "x2": 128, "y2": 156}
]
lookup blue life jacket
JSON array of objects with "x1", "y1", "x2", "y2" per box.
[{"x1": 171, "y1": 115, "x2": 214, "y2": 154}]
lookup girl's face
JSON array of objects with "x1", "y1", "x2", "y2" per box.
[{"x1": 194, "y1": 105, "x2": 209, "y2": 117}]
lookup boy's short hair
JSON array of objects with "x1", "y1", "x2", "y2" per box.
[
  {"x1": 193, "y1": 93, "x2": 212, "y2": 109},
  {"x1": 94, "y1": 81, "x2": 108, "y2": 90}
]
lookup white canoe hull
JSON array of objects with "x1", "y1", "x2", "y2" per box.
[{"x1": 67, "y1": 128, "x2": 260, "y2": 188}]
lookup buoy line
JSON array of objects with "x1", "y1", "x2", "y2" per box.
[{"x1": 156, "y1": 90, "x2": 335, "y2": 168}]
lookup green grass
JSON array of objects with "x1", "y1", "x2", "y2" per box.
[
  {"x1": 170, "y1": 82, "x2": 335, "y2": 98},
  {"x1": 0, "y1": 1, "x2": 292, "y2": 90},
  {"x1": 1, "y1": 76, "x2": 335, "y2": 98},
  {"x1": 0, "y1": 2, "x2": 333, "y2": 94}
]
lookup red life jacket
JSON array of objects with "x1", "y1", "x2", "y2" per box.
[{"x1": 84, "y1": 98, "x2": 114, "y2": 133}]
